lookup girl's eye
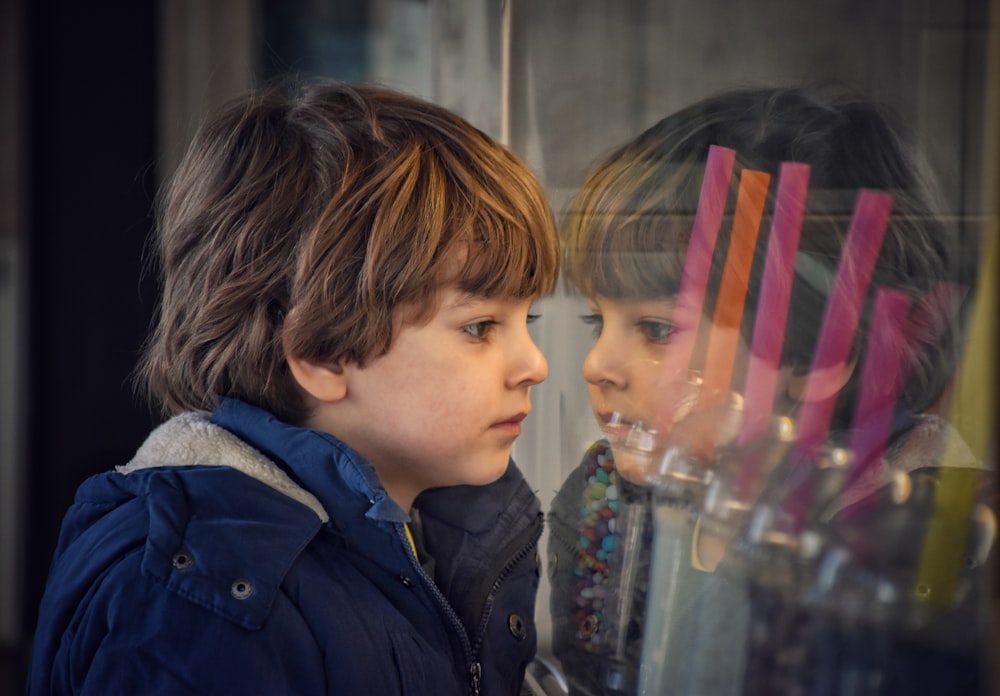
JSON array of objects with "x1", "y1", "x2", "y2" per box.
[
  {"x1": 579, "y1": 313, "x2": 603, "y2": 338},
  {"x1": 638, "y1": 319, "x2": 673, "y2": 343},
  {"x1": 463, "y1": 320, "x2": 498, "y2": 339},
  {"x1": 527, "y1": 313, "x2": 541, "y2": 325}
]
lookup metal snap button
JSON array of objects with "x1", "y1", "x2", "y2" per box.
[
  {"x1": 171, "y1": 550, "x2": 194, "y2": 570},
  {"x1": 507, "y1": 613, "x2": 527, "y2": 640},
  {"x1": 231, "y1": 578, "x2": 254, "y2": 600},
  {"x1": 398, "y1": 575, "x2": 414, "y2": 588}
]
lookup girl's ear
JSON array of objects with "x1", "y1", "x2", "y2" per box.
[
  {"x1": 286, "y1": 355, "x2": 348, "y2": 403},
  {"x1": 786, "y1": 359, "x2": 857, "y2": 403}
]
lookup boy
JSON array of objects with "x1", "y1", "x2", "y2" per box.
[
  {"x1": 29, "y1": 81, "x2": 560, "y2": 695},
  {"x1": 548, "y1": 86, "x2": 991, "y2": 694}
]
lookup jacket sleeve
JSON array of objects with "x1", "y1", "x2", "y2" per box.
[
  {"x1": 40, "y1": 549, "x2": 328, "y2": 695},
  {"x1": 27, "y1": 467, "x2": 330, "y2": 696}
]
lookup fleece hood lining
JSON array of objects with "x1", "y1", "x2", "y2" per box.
[{"x1": 118, "y1": 411, "x2": 329, "y2": 523}]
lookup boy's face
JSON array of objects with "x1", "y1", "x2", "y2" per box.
[{"x1": 314, "y1": 286, "x2": 547, "y2": 509}]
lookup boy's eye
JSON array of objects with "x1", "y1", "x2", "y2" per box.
[
  {"x1": 580, "y1": 313, "x2": 603, "y2": 338},
  {"x1": 463, "y1": 320, "x2": 498, "y2": 339},
  {"x1": 638, "y1": 319, "x2": 673, "y2": 343},
  {"x1": 527, "y1": 313, "x2": 541, "y2": 324}
]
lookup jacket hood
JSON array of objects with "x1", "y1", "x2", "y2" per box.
[{"x1": 119, "y1": 410, "x2": 329, "y2": 522}]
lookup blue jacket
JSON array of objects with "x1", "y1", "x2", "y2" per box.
[{"x1": 28, "y1": 398, "x2": 543, "y2": 695}]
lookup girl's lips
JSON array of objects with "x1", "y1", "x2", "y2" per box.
[
  {"x1": 597, "y1": 411, "x2": 660, "y2": 452},
  {"x1": 597, "y1": 411, "x2": 638, "y2": 431}
]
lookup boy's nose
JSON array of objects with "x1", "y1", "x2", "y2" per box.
[{"x1": 511, "y1": 331, "x2": 548, "y2": 387}]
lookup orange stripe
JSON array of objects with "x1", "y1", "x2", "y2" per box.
[{"x1": 699, "y1": 169, "x2": 770, "y2": 407}]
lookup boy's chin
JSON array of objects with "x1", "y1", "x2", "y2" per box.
[{"x1": 462, "y1": 453, "x2": 511, "y2": 487}]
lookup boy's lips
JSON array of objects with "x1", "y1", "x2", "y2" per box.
[{"x1": 490, "y1": 412, "x2": 528, "y2": 435}]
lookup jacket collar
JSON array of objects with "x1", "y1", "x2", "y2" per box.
[{"x1": 209, "y1": 397, "x2": 411, "y2": 524}]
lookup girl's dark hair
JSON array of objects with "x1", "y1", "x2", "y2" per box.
[{"x1": 563, "y1": 85, "x2": 964, "y2": 425}]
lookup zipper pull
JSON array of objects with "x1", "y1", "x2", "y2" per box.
[{"x1": 469, "y1": 661, "x2": 482, "y2": 696}]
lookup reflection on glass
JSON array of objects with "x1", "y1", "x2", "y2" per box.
[{"x1": 547, "y1": 85, "x2": 995, "y2": 696}]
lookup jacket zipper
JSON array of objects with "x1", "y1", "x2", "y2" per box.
[
  {"x1": 396, "y1": 525, "x2": 479, "y2": 693},
  {"x1": 469, "y1": 513, "x2": 545, "y2": 679},
  {"x1": 397, "y1": 512, "x2": 543, "y2": 696}
]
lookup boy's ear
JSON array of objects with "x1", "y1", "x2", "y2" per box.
[
  {"x1": 286, "y1": 354, "x2": 349, "y2": 403},
  {"x1": 283, "y1": 308, "x2": 348, "y2": 403},
  {"x1": 786, "y1": 359, "x2": 857, "y2": 403}
]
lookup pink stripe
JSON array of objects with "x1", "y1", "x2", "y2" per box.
[
  {"x1": 738, "y1": 162, "x2": 811, "y2": 446},
  {"x1": 845, "y1": 289, "x2": 911, "y2": 493},
  {"x1": 661, "y1": 145, "x2": 735, "y2": 380},
  {"x1": 837, "y1": 282, "x2": 964, "y2": 520},
  {"x1": 786, "y1": 190, "x2": 894, "y2": 528}
]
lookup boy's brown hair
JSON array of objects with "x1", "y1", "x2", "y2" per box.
[{"x1": 140, "y1": 81, "x2": 559, "y2": 425}]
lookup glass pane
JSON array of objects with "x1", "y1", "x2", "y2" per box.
[
  {"x1": 508, "y1": 2, "x2": 997, "y2": 694},
  {"x1": 252, "y1": 2, "x2": 997, "y2": 692}
]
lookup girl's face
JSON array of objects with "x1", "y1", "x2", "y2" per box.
[
  {"x1": 581, "y1": 295, "x2": 705, "y2": 480},
  {"x1": 582, "y1": 293, "x2": 806, "y2": 484}
]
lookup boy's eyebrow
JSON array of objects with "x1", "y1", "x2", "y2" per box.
[
  {"x1": 440, "y1": 291, "x2": 485, "y2": 311},
  {"x1": 440, "y1": 291, "x2": 531, "y2": 312}
]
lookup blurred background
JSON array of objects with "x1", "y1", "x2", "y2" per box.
[{"x1": 1, "y1": 0, "x2": 996, "y2": 692}]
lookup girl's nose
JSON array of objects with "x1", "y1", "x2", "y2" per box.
[{"x1": 582, "y1": 333, "x2": 625, "y2": 389}]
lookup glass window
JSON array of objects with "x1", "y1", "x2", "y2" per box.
[{"x1": 210, "y1": 1, "x2": 1000, "y2": 692}]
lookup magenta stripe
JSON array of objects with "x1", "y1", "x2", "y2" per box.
[
  {"x1": 846, "y1": 289, "x2": 911, "y2": 492},
  {"x1": 663, "y1": 145, "x2": 736, "y2": 377},
  {"x1": 738, "y1": 161, "x2": 811, "y2": 446},
  {"x1": 786, "y1": 190, "x2": 894, "y2": 528}
]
